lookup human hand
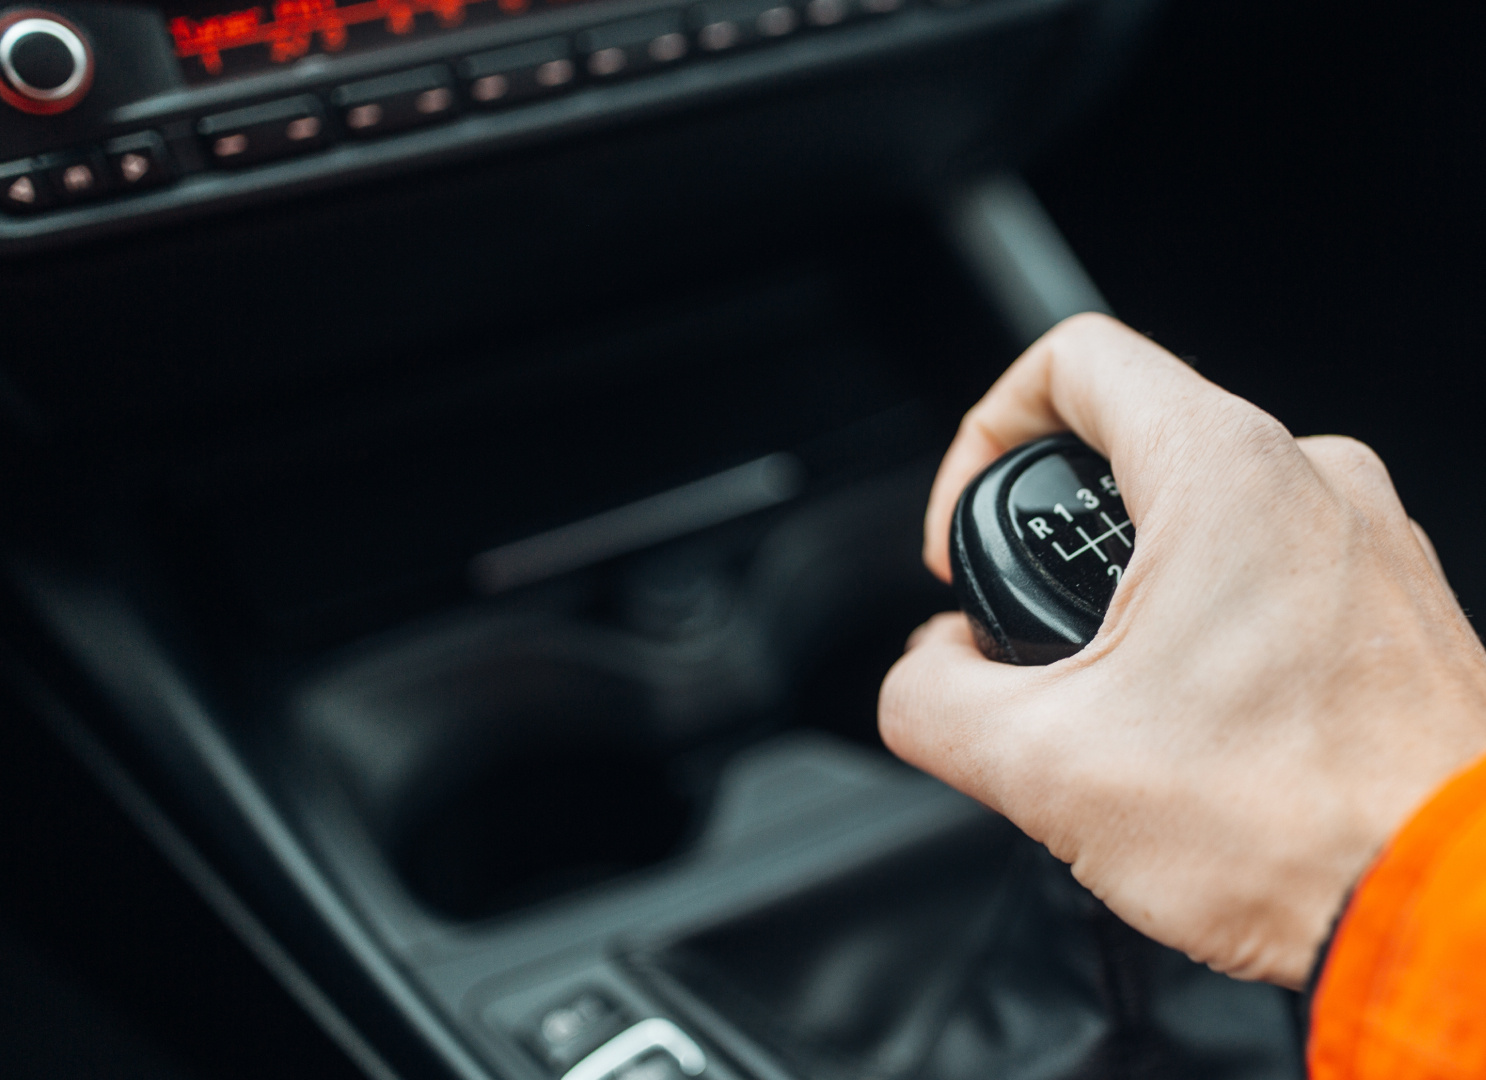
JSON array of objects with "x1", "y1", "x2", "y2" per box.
[{"x1": 879, "y1": 314, "x2": 1486, "y2": 987}]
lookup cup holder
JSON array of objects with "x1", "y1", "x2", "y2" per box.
[
  {"x1": 292, "y1": 619, "x2": 721, "y2": 921},
  {"x1": 393, "y1": 739, "x2": 698, "y2": 920}
]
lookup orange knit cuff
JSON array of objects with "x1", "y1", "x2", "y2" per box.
[{"x1": 1309, "y1": 750, "x2": 1486, "y2": 1080}]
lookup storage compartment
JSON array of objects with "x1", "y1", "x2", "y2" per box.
[{"x1": 292, "y1": 462, "x2": 953, "y2": 919}]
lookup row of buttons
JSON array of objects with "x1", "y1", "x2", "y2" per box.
[
  {"x1": 1, "y1": 129, "x2": 170, "y2": 212},
  {"x1": 1, "y1": 0, "x2": 903, "y2": 214},
  {"x1": 196, "y1": 0, "x2": 905, "y2": 167}
]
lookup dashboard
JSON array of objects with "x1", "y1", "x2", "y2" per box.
[{"x1": 0, "y1": 0, "x2": 1084, "y2": 253}]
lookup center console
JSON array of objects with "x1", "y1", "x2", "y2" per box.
[{"x1": 0, "y1": 0, "x2": 1307, "y2": 1077}]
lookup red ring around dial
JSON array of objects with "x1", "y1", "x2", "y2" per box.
[{"x1": 0, "y1": 9, "x2": 93, "y2": 115}]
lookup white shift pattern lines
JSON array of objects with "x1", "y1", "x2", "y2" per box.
[{"x1": 1051, "y1": 512, "x2": 1133, "y2": 564}]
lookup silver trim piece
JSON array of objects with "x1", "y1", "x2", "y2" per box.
[
  {"x1": 561, "y1": 1018, "x2": 707, "y2": 1080},
  {"x1": 1, "y1": 18, "x2": 89, "y2": 102}
]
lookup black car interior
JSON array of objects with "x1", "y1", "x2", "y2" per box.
[{"x1": 0, "y1": 0, "x2": 1481, "y2": 1078}]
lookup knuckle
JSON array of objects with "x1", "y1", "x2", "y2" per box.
[
  {"x1": 1311, "y1": 434, "x2": 1386, "y2": 471},
  {"x1": 1049, "y1": 312, "x2": 1137, "y2": 359},
  {"x1": 1224, "y1": 405, "x2": 1294, "y2": 459},
  {"x1": 1038, "y1": 311, "x2": 1125, "y2": 357},
  {"x1": 1058, "y1": 310, "x2": 1121, "y2": 335},
  {"x1": 1303, "y1": 435, "x2": 1395, "y2": 498}
]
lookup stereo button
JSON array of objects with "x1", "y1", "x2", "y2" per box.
[
  {"x1": 576, "y1": 13, "x2": 690, "y2": 79},
  {"x1": 333, "y1": 65, "x2": 457, "y2": 138},
  {"x1": 0, "y1": 158, "x2": 51, "y2": 213},
  {"x1": 459, "y1": 37, "x2": 576, "y2": 107},
  {"x1": 802, "y1": 0, "x2": 902, "y2": 24},
  {"x1": 689, "y1": 0, "x2": 800, "y2": 51},
  {"x1": 104, "y1": 131, "x2": 173, "y2": 191},
  {"x1": 40, "y1": 149, "x2": 109, "y2": 203},
  {"x1": 198, "y1": 96, "x2": 328, "y2": 168}
]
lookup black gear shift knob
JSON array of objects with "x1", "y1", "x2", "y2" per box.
[{"x1": 949, "y1": 434, "x2": 1134, "y2": 664}]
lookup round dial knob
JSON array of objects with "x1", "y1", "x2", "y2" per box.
[
  {"x1": 950, "y1": 434, "x2": 1135, "y2": 665},
  {"x1": 0, "y1": 11, "x2": 93, "y2": 115}
]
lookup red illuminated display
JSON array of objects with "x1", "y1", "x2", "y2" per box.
[{"x1": 169, "y1": 0, "x2": 559, "y2": 79}]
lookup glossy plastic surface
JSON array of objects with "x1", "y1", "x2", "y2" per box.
[{"x1": 950, "y1": 434, "x2": 1132, "y2": 664}]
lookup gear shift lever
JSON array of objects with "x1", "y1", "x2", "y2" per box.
[{"x1": 949, "y1": 434, "x2": 1133, "y2": 664}]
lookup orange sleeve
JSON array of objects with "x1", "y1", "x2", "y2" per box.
[{"x1": 1309, "y1": 750, "x2": 1486, "y2": 1080}]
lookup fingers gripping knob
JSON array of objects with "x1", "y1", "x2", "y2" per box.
[
  {"x1": 950, "y1": 434, "x2": 1134, "y2": 664},
  {"x1": 0, "y1": 11, "x2": 93, "y2": 115}
]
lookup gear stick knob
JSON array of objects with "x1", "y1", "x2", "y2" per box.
[{"x1": 950, "y1": 434, "x2": 1134, "y2": 664}]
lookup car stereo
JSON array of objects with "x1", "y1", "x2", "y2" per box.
[
  {"x1": 0, "y1": 0, "x2": 1067, "y2": 254},
  {"x1": 165, "y1": 0, "x2": 586, "y2": 83}
]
